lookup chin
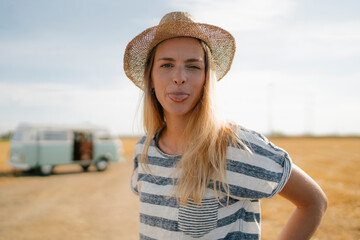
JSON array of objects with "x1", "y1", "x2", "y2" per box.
[{"x1": 165, "y1": 106, "x2": 193, "y2": 117}]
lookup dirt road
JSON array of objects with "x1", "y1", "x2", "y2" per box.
[{"x1": 0, "y1": 160, "x2": 139, "y2": 240}]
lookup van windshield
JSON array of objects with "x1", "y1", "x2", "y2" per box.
[
  {"x1": 12, "y1": 129, "x2": 37, "y2": 141},
  {"x1": 12, "y1": 131, "x2": 26, "y2": 141}
]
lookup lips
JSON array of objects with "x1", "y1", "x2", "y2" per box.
[{"x1": 168, "y1": 92, "x2": 189, "y2": 102}]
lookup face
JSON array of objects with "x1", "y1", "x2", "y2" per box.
[{"x1": 151, "y1": 37, "x2": 206, "y2": 120}]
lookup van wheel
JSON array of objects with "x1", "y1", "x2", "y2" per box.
[
  {"x1": 95, "y1": 159, "x2": 108, "y2": 172},
  {"x1": 81, "y1": 165, "x2": 90, "y2": 171},
  {"x1": 39, "y1": 165, "x2": 53, "y2": 176}
]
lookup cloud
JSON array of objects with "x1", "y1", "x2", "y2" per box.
[
  {"x1": 216, "y1": 70, "x2": 360, "y2": 135},
  {"x1": 280, "y1": 21, "x2": 360, "y2": 59},
  {"x1": 169, "y1": 0, "x2": 296, "y2": 31},
  {"x1": 0, "y1": 82, "x2": 143, "y2": 135},
  {"x1": 0, "y1": 32, "x2": 126, "y2": 86},
  {"x1": 167, "y1": 0, "x2": 360, "y2": 64}
]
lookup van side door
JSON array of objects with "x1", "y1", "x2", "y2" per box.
[{"x1": 38, "y1": 130, "x2": 72, "y2": 166}]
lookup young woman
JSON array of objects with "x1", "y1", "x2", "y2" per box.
[{"x1": 124, "y1": 12, "x2": 327, "y2": 240}]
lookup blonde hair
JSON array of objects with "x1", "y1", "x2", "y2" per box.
[{"x1": 141, "y1": 39, "x2": 243, "y2": 205}]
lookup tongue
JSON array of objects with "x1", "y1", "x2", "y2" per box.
[{"x1": 169, "y1": 93, "x2": 188, "y2": 102}]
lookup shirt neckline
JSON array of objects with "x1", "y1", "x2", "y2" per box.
[{"x1": 154, "y1": 130, "x2": 182, "y2": 159}]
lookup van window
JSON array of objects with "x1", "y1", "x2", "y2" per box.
[
  {"x1": 95, "y1": 130, "x2": 114, "y2": 140},
  {"x1": 43, "y1": 131, "x2": 68, "y2": 141}
]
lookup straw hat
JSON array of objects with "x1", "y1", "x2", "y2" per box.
[{"x1": 123, "y1": 11, "x2": 236, "y2": 90}]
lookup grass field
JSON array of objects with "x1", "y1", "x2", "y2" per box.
[
  {"x1": 1, "y1": 137, "x2": 359, "y2": 239},
  {"x1": 262, "y1": 138, "x2": 360, "y2": 239}
]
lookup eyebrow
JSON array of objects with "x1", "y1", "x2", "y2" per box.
[{"x1": 157, "y1": 57, "x2": 204, "y2": 63}]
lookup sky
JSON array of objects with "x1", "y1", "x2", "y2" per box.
[{"x1": 0, "y1": 0, "x2": 359, "y2": 136}]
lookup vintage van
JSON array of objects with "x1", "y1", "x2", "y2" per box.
[{"x1": 8, "y1": 123, "x2": 123, "y2": 176}]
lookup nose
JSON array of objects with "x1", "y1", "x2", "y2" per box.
[{"x1": 173, "y1": 67, "x2": 186, "y2": 85}]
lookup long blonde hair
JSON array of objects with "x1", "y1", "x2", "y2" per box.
[{"x1": 141, "y1": 39, "x2": 243, "y2": 205}]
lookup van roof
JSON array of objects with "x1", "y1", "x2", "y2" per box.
[{"x1": 16, "y1": 123, "x2": 109, "y2": 132}]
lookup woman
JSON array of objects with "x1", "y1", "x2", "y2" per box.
[{"x1": 124, "y1": 12, "x2": 327, "y2": 240}]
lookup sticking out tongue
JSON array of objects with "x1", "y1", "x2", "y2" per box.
[{"x1": 169, "y1": 93, "x2": 189, "y2": 102}]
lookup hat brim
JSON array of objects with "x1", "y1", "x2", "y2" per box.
[{"x1": 124, "y1": 21, "x2": 235, "y2": 90}]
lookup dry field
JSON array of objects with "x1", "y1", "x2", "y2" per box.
[{"x1": 0, "y1": 137, "x2": 359, "y2": 239}]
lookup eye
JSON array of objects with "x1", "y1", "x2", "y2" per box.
[
  {"x1": 188, "y1": 65, "x2": 201, "y2": 70},
  {"x1": 160, "y1": 63, "x2": 173, "y2": 68}
]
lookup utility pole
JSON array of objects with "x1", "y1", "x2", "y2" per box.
[{"x1": 267, "y1": 82, "x2": 273, "y2": 136}]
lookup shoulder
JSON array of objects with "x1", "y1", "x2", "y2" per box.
[
  {"x1": 227, "y1": 125, "x2": 293, "y2": 199},
  {"x1": 137, "y1": 135, "x2": 147, "y2": 144},
  {"x1": 134, "y1": 135, "x2": 147, "y2": 156},
  {"x1": 235, "y1": 126, "x2": 268, "y2": 146},
  {"x1": 235, "y1": 126, "x2": 286, "y2": 157},
  {"x1": 229, "y1": 125, "x2": 292, "y2": 169},
  {"x1": 134, "y1": 134, "x2": 160, "y2": 157}
]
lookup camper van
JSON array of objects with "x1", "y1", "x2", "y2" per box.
[{"x1": 8, "y1": 124, "x2": 123, "y2": 176}]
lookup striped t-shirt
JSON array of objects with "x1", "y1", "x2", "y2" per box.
[{"x1": 131, "y1": 127, "x2": 292, "y2": 239}]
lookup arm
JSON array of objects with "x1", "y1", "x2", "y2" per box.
[{"x1": 277, "y1": 164, "x2": 328, "y2": 240}]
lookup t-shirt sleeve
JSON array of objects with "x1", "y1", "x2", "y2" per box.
[
  {"x1": 225, "y1": 128, "x2": 292, "y2": 200},
  {"x1": 130, "y1": 136, "x2": 146, "y2": 195}
]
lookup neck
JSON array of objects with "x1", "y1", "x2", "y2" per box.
[{"x1": 158, "y1": 113, "x2": 190, "y2": 155}]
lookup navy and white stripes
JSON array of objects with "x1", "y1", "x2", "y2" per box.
[
  {"x1": 131, "y1": 127, "x2": 292, "y2": 239},
  {"x1": 178, "y1": 198, "x2": 219, "y2": 238}
]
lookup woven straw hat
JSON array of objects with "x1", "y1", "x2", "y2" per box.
[{"x1": 123, "y1": 11, "x2": 236, "y2": 90}]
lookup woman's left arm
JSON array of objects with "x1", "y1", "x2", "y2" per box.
[{"x1": 276, "y1": 164, "x2": 328, "y2": 240}]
